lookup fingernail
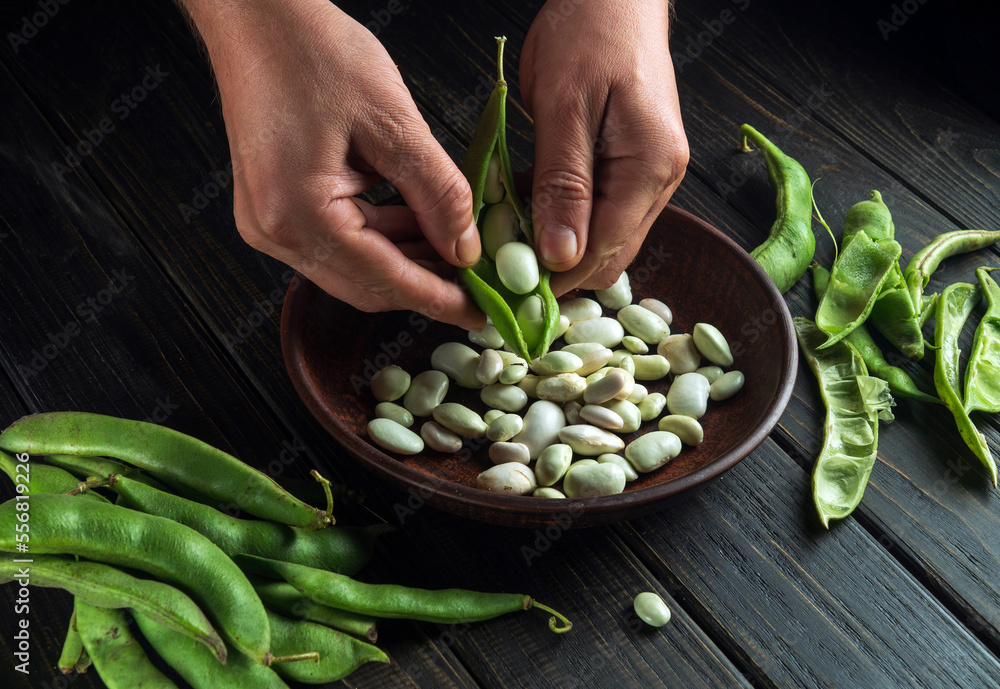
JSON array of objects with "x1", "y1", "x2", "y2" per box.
[
  {"x1": 456, "y1": 223, "x2": 481, "y2": 265},
  {"x1": 540, "y1": 224, "x2": 578, "y2": 265}
]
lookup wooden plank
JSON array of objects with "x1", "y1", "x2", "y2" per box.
[
  {"x1": 619, "y1": 438, "x2": 1000, "y2": 688},
  {"x1": 0, "y1": 2, "x2": 750, "y2": 687},
  {"x1": 661, "y1": 0, "x2": 1000, "y2": 655},
  {"x1": 674, "y1": 0, "x2": 1000, "y2": 231}
]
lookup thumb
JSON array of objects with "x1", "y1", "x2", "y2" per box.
[
  {"x1": 531, "y1": 99, "x2": 598, "y2": 271},
  {"x1": 375, "y1": 114, "x2": 481, "y2": 268}
]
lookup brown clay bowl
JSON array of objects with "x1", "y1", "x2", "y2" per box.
[{"x1": 281, "y1": 204, "x2": 796, "y2": 528}]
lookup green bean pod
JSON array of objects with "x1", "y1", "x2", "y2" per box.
[
  {"x1": 795, "y1": 318, "x2": 895, "y2": 527},
  {"x1": 868, "y1": 285, "x2": 926, "y2": 361},
  {"x1": 267, "y1": 610, "x2": 388, "y2": 684},
  {"x1": 964, "y1": 268, "x2": 1000, "y2": 414},
  {"x1": 57, "y1": 601, "x2": 88, "y2": 674},
  {"x1": 107, "y1": 474, "x2": 380, "y2": 575},
  {"x1": 134, "y1": 613, "x2": 290, "y2": 689},
  {"x1": 816, "y1": 230, "x2": 902, "y2": 348},
  {"x1": 842, "y1": 190, "x2": 895, "y2": 245},
  {"x1": 459, "y1": 36, "x2": 560, "y2": 360},
  {"x1": 76, "y1": 601, "x2": 179, "y2": 689},
  {"x1": 252, "y1": 577, "x2": 377, "y2": 642},
  {"x1": 934, "y1": 282, "x2": 997, "y2": 486},
  {"x1": 904, "y1": 229, "x2": 1000, "y2": 314},
  {"x1": 43, "y1": 453, "x2": 171, "y2": 492},
  {"x1": 0, "y1": 412, "x2": 329, "y2": 529},
  {"x1": 0, "y1": 451, "x2": 109, "y2": 502},
  {"x1": 740, "y1": 124, "x2": 815, "y2": 293},
  {"x1": 0, "y1": 494, "x2": 271, "y2": 663},
  {"x1": 0, "y1": 552, "x2": 226, "y2": 662},
  {"x1": 811, "y1": 266, "x2": 938, "y2": 403},
  {"x1": 238, "y1": 554, "x2": 572, "y2": 632}
]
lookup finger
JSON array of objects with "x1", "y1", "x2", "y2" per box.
[
  {"x1": 317, "y1": 197, "x2": 486, "y2": 330},
  {"x1": 530, "y1": 92, "x2": 603, "y2": 272},
  {"x1": 351, "y1": 199, "x2": 423, "y2": 242},
  {"x1": 547, "y1": 156, "x2": 673, "y2": 295},
  {"x1": 361, "y1": 107, "x2": 481, "y2": 268}
]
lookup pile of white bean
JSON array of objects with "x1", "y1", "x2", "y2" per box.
[{"x1": 365, "y1": 271, "x2": 745, "y2": 500}]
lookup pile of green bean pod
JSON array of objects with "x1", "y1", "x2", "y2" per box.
[
  {"x1": 794, "y1": 183, "x2": 1000, "y2": 524},
  {"x1": 0, "y1": 413, "x2": 573, "y2": 688}
]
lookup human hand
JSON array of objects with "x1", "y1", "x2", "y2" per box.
[
  {"x1": 521, "y1": 0, "x2": 689, "y2": 295},
  {"x1": 179, "y1": 0, "x2": 485, "y2": 329}
]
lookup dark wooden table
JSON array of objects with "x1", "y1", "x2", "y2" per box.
[{"x1": 3, "y1": 1, "x2": 1000, "y2": 687}]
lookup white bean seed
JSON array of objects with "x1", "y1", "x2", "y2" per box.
[
  {"x1": 558, "y1": 425, "x2": 626, "y2": 456},
  {"x1": 564, "y1": 317, "x2": 624, "y2": 349},
  {"x1": 371, "y1": 365, "x2": 410, "y2": 402},
  {"x1": 489, "y1": 441, "x2": 531, "y2": 465},
  {"x1": 476, "y1": 349, "x2": 504, "y2": 385},
  {"x1": 693, "y1": 323, "x2": 734, "y2": 367},
  {"x1": 666, "y1": 372, "x2": 711, "y2": 419},
  {"x1": 657, "y1": 334, "x2": 701, "y2": 375},
  {"x1": 431, "y1": 342, "x2": 483, "y2": 389},
  {"x1": 624, "y1": 431, "x2": 682, "y2": 472},
  {"x1": 367, "y1": 418, "x2": 424, "y2": 455},
  {"x1": 511, "y1": 400, "x2": 566, "y2": 460},
  {"x1": 496, "y1": 241, "x2": 540, "y2": 295},
  {"x1": 475, "y1": 462, "x2": 536, "y2": 495},
  {"x1": 639, "y1": 298, "x2": 673, "y2": 326},
  {"x1": 402, "y1": 370, "x2": 449, "y2": 417},
  {"x1": 633, "y1": 592, "x2": 671, "y2": 627},
  {"x1": 595, "y1": 271, "x2": 631, "y2": 310},
  {"x1": 710, "y1": 370, "x2": 745, "y2": 401},
  {"x1": 657, "y1": 415, "x2": 704, "y2": 446},
  {"x1": 420, "y1": 421, "x2": 464, "y2": 453},
  {"x1": 617, "y1": 304, "x2": 670, "y2": 344}
]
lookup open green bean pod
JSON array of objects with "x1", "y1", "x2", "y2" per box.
[
  {"x1": 964, "y1": 268, "x2": 1000, "y2": 414},
  {"x1": 934, "y1": 282, "x2": 997, "y2": 486},
  {"x1": 815, "y1": 229, "x2": 902, "y2": 349},
  {"x1": 795, "y1": 318, "x2": 895, "y2": 527},
  {"x1": 811, "y1": 265, "x2": 937, "y2": 404},
  {"x1": 458, "y1": 36, "x2": 559, "y2": 361}
]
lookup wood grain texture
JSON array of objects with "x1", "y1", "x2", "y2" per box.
[
  {"x1": 3, "y1": 0, "x2": 1000, "y2": 687},
  {"x1": 619, "y1": 438, "x2": 1000, "y2": 688},
  {"x1": 663, "y1": 0, "x2": 1000, "y2": 655}
]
